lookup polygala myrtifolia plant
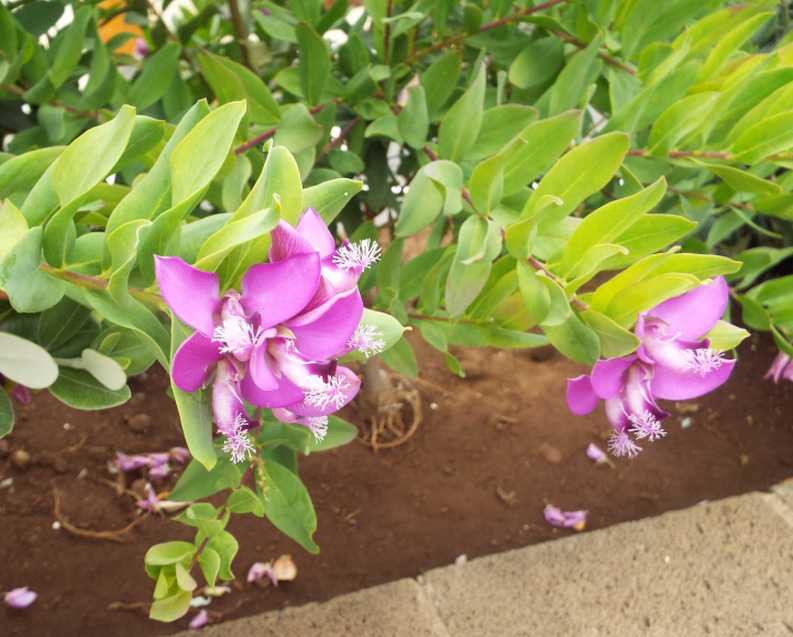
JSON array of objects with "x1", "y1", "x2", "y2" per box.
[{"x1": 4, "y1": 0, "x2": 793, "y2": 623}]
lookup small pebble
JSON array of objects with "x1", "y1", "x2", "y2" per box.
[
  {"x1": 11, "y1": 449, "x2": 31, "y2": 471},
  {"x1": 0, "y1": 477, "x2": 13, "y2": 489},
  {"x1": 52, "y1": 521, "x2": 61, "y2": 530},
  {"x1": 0, "y1": 439, "x2": 10, "y2": 458},
  {"x1": 63, "y1": 422, "x2": 72, "y2": 431},
  {"x1": 126, "y1": 413, "x2": 151, "y2": 433},
  {"x1": 538, "y1": 442, "x2": 562, "y2": 464},
  {"x1": 429, "y1": 402, "x2": 439, "y2": 410}
]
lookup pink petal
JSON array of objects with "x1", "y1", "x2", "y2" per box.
[
  {"x1": 249, "y1": 342, "x2": 279, "y2": 391},
  {"x1": 566, "y1": 375, "x2": 598, "y2": 416},
  {"x1": 285, "y1": 366, "x2": 361, "y2": 417},
  {"x1": 212, "y1": 359, "x2": 246, "y2": 430},
  {"x1": 155, "y1": 256, "x2": 220, "y2": 336},
  {"x1": 586, "y1": 443, "x2": 608, "y2": 464},
  {"x1": 189, "y1": 609, "x2": 209, "y2": 630},
  {"x1": 646, "y1": 277, "x2": 729, "y2": 340},
  {"x1": 240, "y1": 371, "x2": 304, "y2": 408},
  {"x1": 10, "y1": 384, "x2": 31, "y2": 405},
  {"x1": 241, "y1": 253, "x2": 321, "y2": 330},
  {"x1": 5, "y1": 587, "x2": 37, "y2": 608},
  {"x1": 172, "y1": 332, "x2": 221, "y2": 392},
  {"x1": 651, "y1": 358, "x2": 736, "y2": 400},
  {"x1": 269, "y1": 220, "x2": 316, "y2": 262},
  {"x1": 296, "y1": 209, "x2": 337, "y2": 258},
  {"x1": 287, "y1": 288, "x2": 364, "y2": 360},
  {"x1": 591, "y1": 356, "x2": 636, "y2": 399},
  {"x1": 765, "y1": 352, "x2": 792, "y2": 383}
]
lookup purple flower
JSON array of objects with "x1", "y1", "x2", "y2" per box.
[
  {"x1": 154, "y1": 209, "x2": 372, "y2": 461},
  {"x1": 134, "y1": 38, "x2": 150, "y2": 59},
  {"x1": 189, "y1": 609, "x2": 209, "y2": 630},
  {"x1": 115, "y1": 452, "x2": 152, "y2": 472},
  {"x1": 543, "y1": 505, "x2": 587, "y2": 531},
  {"x1": 766, "y1": 352, "x2": 793, "y2": 383},
  {"x1": 5, "y1": 587, "x2": 37, "y2": 608},
  {"x1": 567, "y1": 278, "x2": 735, "y2": 457}
]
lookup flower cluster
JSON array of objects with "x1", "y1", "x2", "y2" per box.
[
  {"x1": 155, "y1": 209, "x2": 381, "y2": 463},
  {"x1": 567, "y1": 278, "x2": 735, "y2": 458}
]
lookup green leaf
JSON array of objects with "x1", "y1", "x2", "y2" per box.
[
  {"x1": 174, "y1": 562, "x2": 197, "y2": 592},
  {"x1": 0, "y1": 227, "x2": 65, "y2": 312},
  {"x1": 62, "y1": 348, "x2": 127, "y2": 391},
  {"x1": 445, "y1": 216, "x2": 502, "y2": 317},
  {"x1": 704, "y1": 320, "x2": 750, "y2": 352},
  {"x1": 198, "y1": 548, "x2": 221, "y2": 589},
  {"x1": 379, "y1": 336, "x2": 418, "y2": 378},
  {"x1": 47, "y1": 6, "x2": 92, "y2": 88},
  {"x1": 260, "y1": 458, "x2": 319, "y2": 553},
  {"x1": 310, "y1": 415, "x2": 358, "y2": 452},
  {"x1": 469, "y1": 153, "x2": 505, "y2": 213},
  {"x1": 522, "y1": 132, "x2": 630, "y2": 233},
  {"x1": 499, "y1": 110, "x2": 581, "y2": 196},
  {"x1": 296, "y1": 22, "x2": 330, "y2": 105},
  {"x1": 227, "y1": 486, "x2": 265, "y2": 517},
  {"x1": 48, "y1": 367, "x2": 130, "y2": 409},
  {"x1": 694, "y1": 161, "x2": 781, "y2": 197},
  {"x1": 0, "y1": 146, "x2": 64, "y2": 199},
  {"x1": 509, "y1": 36, "x2": 564, "y2": 89},
  {"x1": 599, "y1": 214, "x2": 696, "y2": 270},
  {"x1": 548, "y1": 35, "x2": 603, "y2": 116},
  {"x1": 543, "y1": 312, "x2": 600, "y2": 365},
  {"x1": 397, "y1": 85, "x2": 429, "y2": 149},
  {"x1": 169, "y1": 456, "x2": 245, "y2": 501},
  {"x1": 731, "y1": 112, "x2": 793, "y2": 164},
  {"x1": 605, "y1": 273, "x2": 701, "y2": 326},
  {"x1": 344, "y1": 308, "x2": 406, "y2": 363},
  {"x1": 421, "y1": 51, "x2": 461, "y2": 118},
  {"x1": 0, "y1": 199, "x2": 28, "y2": 262},
  {"x1": 149, "y1": 591, "x2": 192, "y2": 622},
  {"x1": 194, "y1": 208, "x2": 278, "y2": 272},
  {"x1": 273, "y1": 104, "x2": 324, "y2": 153},
  {"x1": 170, "y1": 319, "x2": 216, "y2": 471},
  {"x1": 438, "y1": 65, "x2": 486, "y2": 161},
  {"x1": 94, "y1": 327, "x2": 156, "y2": 376},
  {"x1": 395, "y1": 161, "x2": 461, "y2": 238},
  {"x1": 51, "y1": 105, "x2": 136, "y2": 207},
  {"x1": 197, "y1": 51, "x2": 281, "y2": 125},
  {"x1": 516, "y1": 261, "x2": 551, "y2": 328},
  {"x1": 254, "y1": 145, "x2": 304, "y2": 225},
  {"x1": 129, "y1": 42, "x2": 181, "y2": 110},
  {"x1": 304, "y1": 178, "x2": 362, "y2": 224},
  {"x1": 648, "y1": 93, "x2": 718, "y2": 155},
  {"x1": 170, "y1": 101, "x2": 246, "y2": 204},
  {"x1": 557, "y1": 177, "x2": 666, "y2": 277},
  {"x1": 0, "y1": 386, "x2": 13, "y2": 438},
  {"x1": 698, "y1": 12, "x2": 772, "y2": 80},
  {"x1": 580, "y1": 309, "x2": 640, "y2": 358}
]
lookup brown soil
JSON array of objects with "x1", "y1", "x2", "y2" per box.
[{"x1": 1, "y1": 332, "x2": 792, "y2": 636}]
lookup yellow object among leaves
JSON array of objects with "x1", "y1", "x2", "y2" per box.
[{"x1": 98, "y1": 0, "x2": 143, "y2": 56}]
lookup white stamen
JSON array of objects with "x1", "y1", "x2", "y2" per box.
[
  {"x1": 628, "y1": 411, "x2": 667, "y2": 442},
  {"x1": 607, "y1": 430, "x2": 642, "y2": 458},
  {"x1": 305, "y1": 416, "x2": 329, "y2": 442},
  {"x1": 304, "y1": 375, "x2": 351, "y2": 410},
  {"x1": 347, "y1": 325, "x2": 385, "y2": 358},
  {"x1": 212, "y1": 316, "x2": 262, "y2": 356},
  {"x1": 683, "y1": 348, "x2": 724, "y2": 377},
  {"x1": 221, "y1": 414, "x2": 256, "y2": 464},
  {"x1": 332, "y1": 239, "x2": 382, "y2": 271}
]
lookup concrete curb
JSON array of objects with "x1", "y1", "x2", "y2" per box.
[{"x1": 180, "y1": 482, "x2": 793, "y2": 637}]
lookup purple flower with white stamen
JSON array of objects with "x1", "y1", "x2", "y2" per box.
[
  {"x1": 154, "y1": 210, "x2": 370, "y2": 462},
  {"x1": 348, "y1": 325, "x2": 386, "y2": 358},
  {"x1": 272, "y1": 408, "x2": 329, "y2": 442},
  {"x1": 567, "y1": 278, "x2": 735, "y2": 458},
  {"x1": 766, "y1": 352, "x2": 793, "y2": 383},
  {"x1": 4, "y1": 587, "x2": 36, "y2": 608}
]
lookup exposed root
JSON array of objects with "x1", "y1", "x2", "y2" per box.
[
  {"x1": 52, "y1": 486, "x2": 149, "y2": 543},
  {"x1": 108, "y1": 601, "x2": 149, "y2": 616},
  {"x1": 359, "y1": 373, "x2": 423, "y2": 451}
]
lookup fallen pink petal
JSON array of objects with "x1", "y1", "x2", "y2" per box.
[
  {"x1": 586, "y1": 443, "x2": 608, "y2": 465},
  {"x1": 5, "y1": 586, "x2": 37, "y2": 608},
  {"x1": 189, "y1": 609, "x2": 209, "y2": 630},
  {"x1": 544, "y1": 505, "x2": 588, "y2": 531}
]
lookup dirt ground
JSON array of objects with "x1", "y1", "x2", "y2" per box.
[{"x1": 1, "y1": 332, "x2": 792, "y2": 636}]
